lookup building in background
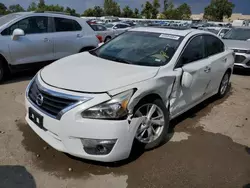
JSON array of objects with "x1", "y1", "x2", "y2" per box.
[{"x1": 191, "y1": 13, "x2": 250, "y2": 22}]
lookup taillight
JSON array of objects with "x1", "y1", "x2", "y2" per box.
[{"x1": 96, "y1": 35, "x2": 103, "y2": 43}]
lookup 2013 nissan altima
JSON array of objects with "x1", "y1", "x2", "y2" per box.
[{"x1": 25, "y1": 27, "x2": 234, "y2": 162}]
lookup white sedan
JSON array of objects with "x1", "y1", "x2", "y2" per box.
[
  {"x1": 104, "y1": 22, "x2": 131, "y2": 36},
  {"x1": 89, "y1": 24, "x2": 115, "y2": 42},
  {"x1": 25, "y1": 27, "x2": 234, "y2": 162}
]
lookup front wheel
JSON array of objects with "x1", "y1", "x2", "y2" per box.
[
  {"x1": 217, "y1": 71, "x2": 230, "y2": 98},
  {"x1": 133, "y1": 99, "x2": 169, "y2": 150}
]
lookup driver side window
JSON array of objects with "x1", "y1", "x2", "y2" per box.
[
  {"x1": 9, "y1": 16, "x2": 48, "y2": 35},
  {"x1": 180, "y1": 35, "x2": 205, "y2": 65}
]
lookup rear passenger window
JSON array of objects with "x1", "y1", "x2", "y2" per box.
[
  {"x1": 180, "y1": 36, "x2": 205, "y2": 64},
  {"x1": 205, "y1": 35, "x2": 224, "y2": 56},
  {"x1": 54, "y1": 18, "x2": 82, "y2": 32}
]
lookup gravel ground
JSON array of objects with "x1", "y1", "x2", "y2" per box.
[{"x1": 0, "y1": 71, "x2": 249, "y2": 188}]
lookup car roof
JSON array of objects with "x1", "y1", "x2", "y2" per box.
[{"x1": 130, "y1": 27, "x2": 199, "y2": 37}]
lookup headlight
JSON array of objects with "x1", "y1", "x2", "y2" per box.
[{"x1": 81, "y1": 89, "x2": 134, "y2": 119}]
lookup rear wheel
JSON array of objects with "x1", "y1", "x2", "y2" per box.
[
  {"x1": 0, "y1": 61, "x2": 6, "y2": 83},
  {"x1": 104, "y1": 36, "x2": 111, "y2": 43},
  {"x1": 133, "y1": 99, "x2": 169, "y2": 150},
  {"x1": 217, "y1": 71, "x2": 230, "y2": 98}
]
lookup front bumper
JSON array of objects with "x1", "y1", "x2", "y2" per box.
[
  {"x1": 234, "y1": 52, "x2": 250, "y2": 69},
  {"x1": 25, "y1": 77, "x2": 142, "y2": 162}
]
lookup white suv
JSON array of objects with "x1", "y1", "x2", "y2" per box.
[
  {"x1": 25, "y1": 27, "x2": 234, "y2": 162},
  {"x1": 0, "y1": 12, "x2": 100, "y2": 82}
]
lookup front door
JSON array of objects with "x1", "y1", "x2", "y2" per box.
[
  {"x1": 8, "y1": 16, "x2": 54, "y2": 65},
  {"x1": 170, "y1": 35, "x2": 212, "y2": 117}
]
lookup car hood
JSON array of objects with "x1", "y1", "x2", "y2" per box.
[
  {"x1": 41, "y1": 52, "x2": 159, "y2": 93},
  {"x1": 223, "y1": 39, "x2": 250, "y2": 49}
]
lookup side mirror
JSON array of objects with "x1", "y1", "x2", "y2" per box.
[
  {"x1": 12, "y1": 28, "x2": 25, "y2": 40},
  {"x1": 219, "y1": 33, "x2": 225, "y2": 38},
  {"x1": 98, "y1": 42, "x2": 104, "y2": 47},
  {"x1": 181, "y1": 72, "x2": 193, "y2": 88},
  {"x1": 247, "y1": 39, "x2": 250, "y2": 41},
  {"x1": 113, "y1": 26, "x2": 118, "y2": 29}
]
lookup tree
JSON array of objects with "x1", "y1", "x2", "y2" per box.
[
  {"x1": 27, "y1": 2, "x2": 37, "y2": 11},
  {"x1": 176, "y1": 3, "x2": 191, "y2": 20},
  {"x1": 141, "y1": 1, "x2": 153, "y2": 19},
  {"x1": 0, "y1": 3, "x2": 7, "y2": 15},
  {"x1": 163, "y1": 2, "x2": 191, "y2": 20},
  {"x1": 46, "y1": 4, "x2": 64, "y2": 12},
  {"x1": 122, "y1": 6, "x2": 133, "y2": 18},
  {"x1": 134, "y1": 8, "x2": 139, "y2": 18},
  {"x1": 104, "y1": 0, "x2": 121, "y2": 16},
  {"x1": 65, "y1": 7, "x2": 80, "y2": 16},
  {"x1": 93, "y1": 6, "x2": 104, "y2": 17},
  {"x1": 9, "y1": 4, "x2": 25, "y2": 13},
  {"x1": 83, "y1": 8, "x2": 95, "y2": 16},
  {"x1": 152, "y1": 0, "x2": 160, "y2": 19},
  {"x1": 204, "y1": 0, "x2": 235, "y2": 21}
]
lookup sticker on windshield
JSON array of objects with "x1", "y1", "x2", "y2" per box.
[{"x1": 159, "y1": 34, "x2": 180, "y2": 40}]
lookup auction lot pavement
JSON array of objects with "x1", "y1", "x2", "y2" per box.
[{"x1": 0, "y1": 71, "x2": 249, "y2": 188}]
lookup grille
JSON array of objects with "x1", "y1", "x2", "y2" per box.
[
  {"x1": 28, "y1": 81, "x2": 78, "y2": 117},
  {"x1": 235, "y1": 55, "x2": 246, "y2": 63}
]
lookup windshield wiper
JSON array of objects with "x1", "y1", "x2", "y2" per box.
[
  {"x1": 112, "y1": 57, "x2": 132, "y2": 64},
  {"x1": 100, "y1": 55, "x2": 133, "y2": 64}
]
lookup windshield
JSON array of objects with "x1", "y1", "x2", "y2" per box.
[
  {"x1": 223, "y1": 28, "x2": 250, "y2": 40},
  {"x1": 0, "y1": 13, "x2": 22, "y2": 27},
  {"x1": 90, "y1": 31, "x2": 183, "y2": 67},
  {"x1": 207, "y1": 29, "x2": 219, "y2": 35},
  {"x1": 105, "y1": 24, "x2": 114, "y2": 28}
]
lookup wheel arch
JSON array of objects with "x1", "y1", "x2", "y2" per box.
[{"x1": 130, "y1": 92, "x2": 166, "y2": 114}]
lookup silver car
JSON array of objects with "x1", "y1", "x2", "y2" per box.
[
  {"x1": 222, "y1": 27, "x2": 250, "y2": 70},
  {"x1": 0, "y1": 12, "x2": 99, "y2": 82}
]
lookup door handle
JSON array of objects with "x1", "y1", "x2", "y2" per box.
[
  {"x1": 204, "y1": 66, "x2": 211, "y2": 73},
  {"x1": 77, "y1": 34, "x2": 82, "y2": 38},
  {"x1": 44, "y1": 38, "x2": 50, "y2": 42}
]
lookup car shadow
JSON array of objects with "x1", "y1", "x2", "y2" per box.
[
  {"x1": 243, "y1": 184, "x2": 250, "y2": 188},
  {"x1": 0, "y1": 165, "x2": 36, "y2": 188},
  {"x1": 233, "y1": 69, "x2": 250, "y2": 76},
  {"x1": 2, "y1": 70, "x2": 38, "y2": 85},
  {"x1": 246, "y1": 147, "x2": 250, "y2": 155}
]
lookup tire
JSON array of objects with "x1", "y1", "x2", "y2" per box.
[
  {"x1": 104, "y1": 36, "x2": 111, "y2": 43},
  {"x1": 0, "y1": 61, "x2": 5, "y2": 83},
  {"x1": 133, "y1": 98, "x2": 169, "y2": 150},
  {"x1": 217, "y1": 71, "x2": 230, "y2": 98}
]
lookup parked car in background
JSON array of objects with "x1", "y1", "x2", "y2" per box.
[
  {"x1": 25, "y1": 27, "x2": 234, "y2": 162},
  {"x1": 0, "y1": 12, "x2": 100, "y2": 82},
  {"x1": 201, "y1": 27, "x2": 231, "y2": 38},
  {"x1": 222, "y1": 27, "x2": 250, "y2": 70},
  {"x1": 88, "y1": 24, "x2": 115, "y2": 42},
  {"x1": 104, "y1": 22, "x2": 131, "y2": 36}
]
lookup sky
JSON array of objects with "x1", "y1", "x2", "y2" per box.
[{"x1": 1, "y1": 0, "x2": 250, "y2": 14}]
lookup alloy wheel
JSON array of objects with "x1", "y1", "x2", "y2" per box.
[
  {"x1": 220, "y1": 73, "x2": 229, "y2": 95},
  {"x1": 134, "y1": 103, "x2": 165, "y2": 144}
]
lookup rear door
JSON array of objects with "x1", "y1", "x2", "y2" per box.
[
  {"x1": 171, "y1": 35, "x2": 212, "y2": 116},
  {"x1": 53, "y1": 17, "x2": 83, "y2": 59},
  {"x1": 204, "y1": 34, "x2": 229, "y2": 93}
]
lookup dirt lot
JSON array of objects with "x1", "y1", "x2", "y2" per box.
[{"x1": 0, "y1": 72, "x2": 249, "y2": 188}]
